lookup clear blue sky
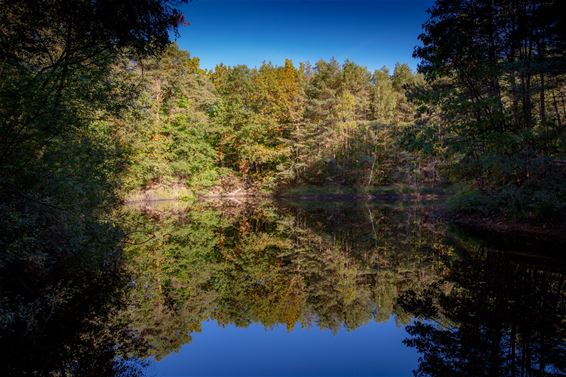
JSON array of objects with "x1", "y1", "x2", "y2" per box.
[{"x1": 175, "y1": 0, "x2": 434, "y2": 72}]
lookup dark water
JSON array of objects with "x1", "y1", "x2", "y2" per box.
[{"x1": 1, "y1": 199, "x2": 565, "y2": 376}]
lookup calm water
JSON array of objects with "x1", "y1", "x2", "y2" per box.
[{"x1": 2, "y1": 199, "x2": 565, "y2": 376}]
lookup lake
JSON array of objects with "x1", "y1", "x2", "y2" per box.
[
  {"x1": 121, "y1": 199, "x2": 565, "y2": 377},
  {"x1": 2, "y1": 198, "x2": 564, "y2": 376}
]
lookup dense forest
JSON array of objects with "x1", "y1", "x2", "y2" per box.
[
  {"x1": 122, "y1": 45, "x2": 423, "y2": 194},
  {"x1": 1, "y1": 0, "x2": 565, "y2": 375},
  {"x1": 104, "y1": 0, "x2": 566, "y2": 224}
]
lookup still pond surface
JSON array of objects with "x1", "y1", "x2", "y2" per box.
[
  {"x1": 4, "y1": 199, "x2": 564, "y2": 376},
  {"x1": 123, "y1": 199, "x2": 565, "y2": 377}
]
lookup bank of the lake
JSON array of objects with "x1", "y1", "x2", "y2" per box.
[{"x1": 126, "y1": 181, "x2": 566, "y2": 242}]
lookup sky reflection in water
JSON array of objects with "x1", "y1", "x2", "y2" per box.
[{"x1": 147, "y1": 318, "x2": 417, "y2": 377}]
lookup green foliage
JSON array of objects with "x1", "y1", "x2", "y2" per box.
[
  {"x1": 122, "y1": 45, "x2": 219, "y2": 190},
  {"x1": 0, "y1": 0, "x2": 186, "y2": 374},
  {"x1": 121, "y1": 200, "x2": 447, "y2": 357},
  {"x1": 124, "y1": 49, "x2": 424, "y2": 192},
  {"x1": 411, "y1": 0, "x2": 566, "y2": 221}
]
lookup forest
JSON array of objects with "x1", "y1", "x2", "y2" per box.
[
  {"x1": 0, "y1": 0, "x2": 565, "y2": 375},
  {"x1": 123, "y1": 46, "x2": 423, "y2": 194},
  {"x1": 120, "y1": 0, "x2": 566, "y2": 227}
]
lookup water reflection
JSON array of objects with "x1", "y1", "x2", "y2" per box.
[
  {"x1": 121, "y1": 201, "x2": 443, "y2": 360},
  {"x1": 121, "y1": 199, "x2": 565, "y2": 376},
  {"x1": 145, "y1": 319, "x2": 417, "y2": 376},
  {"x1": 400, "y1": 236, "x2": 566, "y2": 377},
  {"x1": 0, "y1": 213, "x2": 147, "y2": 376},
  {"x1": 1, "y1": 199, "x2": 564, "y2": 376}
]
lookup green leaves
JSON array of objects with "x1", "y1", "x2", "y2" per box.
[{"x1": 412, "y1": 0, "x2": 566, "y2": 221}]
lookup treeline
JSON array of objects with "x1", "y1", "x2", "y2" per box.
[
  {"x1": 124, "y1": 0, "x2": 566, "y2": 222},
  {"x1": 124, "y1": 45, "x2": 425, "y2": 193}
]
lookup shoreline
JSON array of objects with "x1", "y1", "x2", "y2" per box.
[{"x1": 124, "y1": 189, "x2": 566, "y2": 242}]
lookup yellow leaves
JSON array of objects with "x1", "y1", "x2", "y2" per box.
[
  {"x1": 238, "y1": 142, "x2": 291, "y2": 175},
  {"x1": 252, "y1": 60, "x2": 304, "y2": 124},
  {"x1": 238, "y1": 159, "x2": 250, "y2": 174},
  {"x1": 250, "y1": 234, "x2": 292, "y2": 253},
  {"x1": 336, "y1": 90, "x2": 357, "y2": 122}
]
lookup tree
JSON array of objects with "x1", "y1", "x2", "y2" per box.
[
  {"x1": 0, "y1": 1, "x2": 187, "y2": 374},
  {"x1": 371, "y1": 66, "x2": 397, "y2": 124},
  {"x1": 125, "y1": 44, "x2": 219, "y2": 189},
  {"x1": 412, "y1": 0, "x2": 566, "y2": 220}
]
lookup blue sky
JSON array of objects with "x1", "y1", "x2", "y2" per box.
[{"x1": 175, "y1": 0, "x2": 434, "y2": 72}]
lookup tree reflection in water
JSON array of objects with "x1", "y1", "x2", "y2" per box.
[
  {"x1": 122, "y1": 199, "x2": 565, "y2": 376},
  {"x1": 1, "y1": 199, "x2": 563, "y2": 376},
  {"x1": 400, "y1": 235, "x2": 565, "y2": 377},
  {"x1": 0, "y1": 211, "x2": 148, "y2": 376},
  {"x1": 120, "y1": 200, "x2": 446, "y2": 360}
]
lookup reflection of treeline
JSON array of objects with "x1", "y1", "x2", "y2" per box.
[
  {"x1": 122, "y1": 201, "x2": 566, "y2": 375},
  {"x1": 121, "y1": 201, "x2": 447, "y2": 359},
  {"x1": 400, "y1": 238, "x2": 566, "y2": 377}
]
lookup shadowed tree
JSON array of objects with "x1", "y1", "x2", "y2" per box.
[{"x1": 0, "y1": 0, "x2": 188, "y2": 375}]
